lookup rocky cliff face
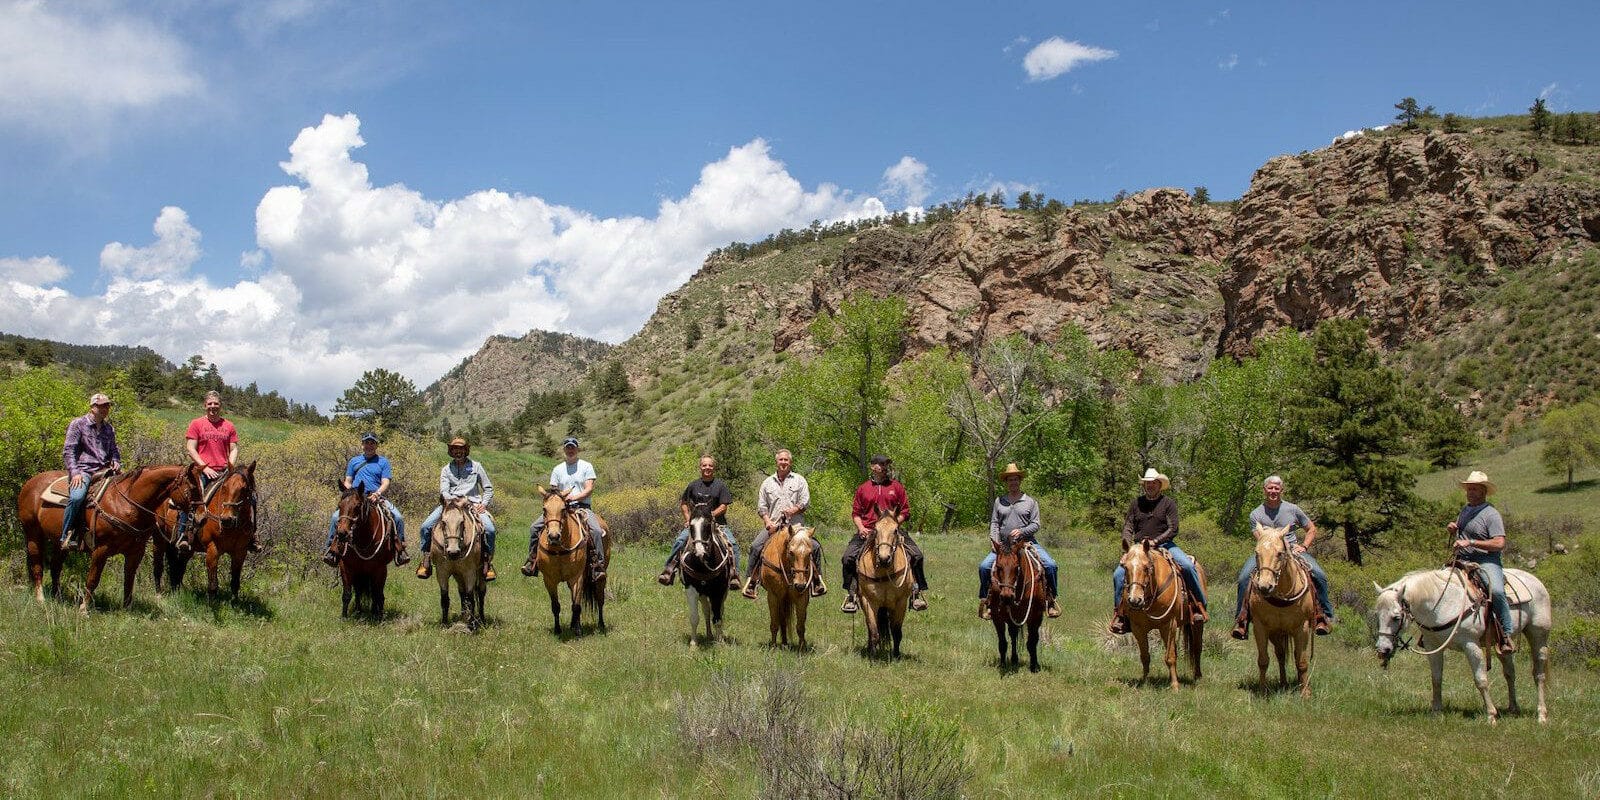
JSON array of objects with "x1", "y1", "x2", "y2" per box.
[{"x1": 424, "y1": 330, "x2": 610, "y2": 424}]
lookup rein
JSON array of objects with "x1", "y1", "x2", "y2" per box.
[
  {"x1": 189, "y1": 468, "x2": 255, "y2": 529},
  {"x1": 994, "y1": 546, "x2": 1042, "y2": 626},
  {"x1": 537, "y1": 506, "x2": 588, "y2": 557},
  {"x1": 681, "y1": 516, "x2": 730, "y2": 580},
  {"x1": 94, "y1": 469, "x2": 181, "y2": 537},
  {"x1": 1127, "y1": 549, "x2": 1181, "y2": 622},
  {"x1": 1387, "y1": 570, "x2": 1486, "y2": 657},
  {"x1": 341, "y1": 497, "x2": 392, "y2": 562}
]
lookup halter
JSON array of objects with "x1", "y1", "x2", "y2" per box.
[
  {"x1": 761, "y1": 520, "x2": 813, "y2": 591},
  {"x1": 189, "y1": 467, "x2": 255, "y2": 530},
  {"x1": 1252, "y1": 546, "x2": 1311, "y2": 605},
  {"x1": 1125, "y1": 547, "x2": 1180, "y2": 622},
  {"x1": 437, "y1": 502, "x2": 482, "y2": 561},
  {"x1": 858, "y1": 521, "x2": 909, "y2": 587},
  {"x1": 537, "y1": 499, "x2": 588, "y2": 556},
  {"x1": 1380, "y1": 570, "x2": 1486, "y2": 657}
]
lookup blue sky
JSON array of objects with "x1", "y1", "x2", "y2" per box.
[{"x1": 1, "y1": 0, "x2": 1595, "y2": 410}]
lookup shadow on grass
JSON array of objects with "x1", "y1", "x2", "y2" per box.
[
  {"x1": 1533, "y1": 478, "x2": 1599, "y2": 495},
  {"x1": 1114, "y1": 673, "x2": 1202, "y2": 689},
  {"x1": 996, "y1": 658, "x2": 1049, "y2": 675},
  {"x1": 1235, "y1": 676, "x2": 1311, "y2": 697}
]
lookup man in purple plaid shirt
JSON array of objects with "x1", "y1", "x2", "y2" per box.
[{"x1": 60, "y1": 392, "x2": 122, "y2": 549}]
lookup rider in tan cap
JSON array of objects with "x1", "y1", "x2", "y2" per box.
[{"x1": 417, "y1": 437, "x2": 497, "y2": 581}]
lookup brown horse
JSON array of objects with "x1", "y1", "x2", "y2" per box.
[
  {"x1": 758, "y1": 523, "x2": 816, "y2": 648},
  {"x1": 334, "y1": 485, "x2": 395, "y2": 618},
  {"x1": 990, "y1": 540, "x2": 1048, "y2": 672},
  {"x1": 17, "y1": 464, "x2": 194, "y2": 613},
  {"x1": 534, "y1": 487, "x2": 609, "y2": 635},
  {"x1": 1248, "y1": 524, "x2": 1315, "y2": 697},
  {"x1": 153, "y1": 462, "x2": 258, "y2": 599},
  {"x1": 856, "y1": 511, "x2": 912, "y2": 657},
  {"x1": 1119, "y1": 540, "x2": 1205, "y2": 688},
  {"x1": 432, "y1": 497, "x2": 486, "y2": 631}
]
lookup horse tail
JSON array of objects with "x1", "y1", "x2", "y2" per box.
[{"x1": 581, "y1": 567, "x2": 603, "y2": 615}]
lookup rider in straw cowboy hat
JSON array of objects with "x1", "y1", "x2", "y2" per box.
[
  {"x1": 978, "y1": 463, "x2": 1060, "y2": 620},
  {"x1": 1450, "y1": 470, "x2": 1515, "y2": 654},
  {"x1": 416, "y1": 437, "x2": 498, "y2": 581},
  {"x1": 1109, "y1": 467, "x2": 1207, "y2": 635}
]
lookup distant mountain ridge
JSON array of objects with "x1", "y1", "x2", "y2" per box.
[{"x1": 422, "y1": 329, "x2": 611, "y2": 426}]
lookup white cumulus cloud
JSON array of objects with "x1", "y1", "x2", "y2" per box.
[
  {"x1": 882, "y1": 156, "x2": 932, "y2": 207},
  {"x1": 1022, "y1": 37, "x2": 1117, "y2": 82},
  {"x1": 0, "y1": 255, "x2": 69, "y2": 284},
  {"x1": 0, "y1": 1, "x2": 202, "y2": 137},
  {"x1": 100, "y1": 207, "x2": 203, "y2": 279}
]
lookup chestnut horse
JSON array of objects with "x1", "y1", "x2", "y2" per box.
[
  {"x1": 153, "y1": 462, "x2": 258, "y2": 599},
  {"x1": 990, "y1": 540, "x2": 1047, "y2": 672},
  {"x1": 17, "y1": 464, "x2": 194, "y2": 613},
  {"x1": 1118, "y1": 540, "x2": 1205, "y2": 688},
  {"x1": 856, "y1": 510, "x2": 912, "y2": 657},
  {"x1": 757, "y1": 522, "x2": 816, "y2": 649},
  {"x1": 1248, "y1": 524, "x2": 1316, "y2": 696},
  {"x1": 534, "y1": 486, "x2": 609, "y2": 635},
  {"x1": 333, "y1": 485, "x2": 395, "y2": 619},
  {"x1": 680, "y1": 502, "x2": 731, "y2": 646},
  {"x1": 432, "y1": 497, "x2": 486, "y2": 631}
]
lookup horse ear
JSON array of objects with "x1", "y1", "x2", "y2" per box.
[
  {"x1": 246, "y1": 460, "x2": 257, "y2": 476},
  {"x1": 1372, "y1": 581, "x2": 1385, "y2": 593},
  {"x1": 1120, "y1": 539, "x2": 1130, "y2": 553},
  {"x1": 537, "y1": 485, "x2": 549, "y2": 498},
  {"x1": 1252, "y1": 525, "x2": 1264, "y2": 541}
]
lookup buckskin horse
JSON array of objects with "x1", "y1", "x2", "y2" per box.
[
  {"x1": 17, "y1": 464, "x2": 194, "y2": 613},
  {"x1": 431, "y1": 496, "x2": 487, "y2": 631},
  {"x1": 856, "y1": 508, "x2": 912, "y2": 657},
  {"x1": 534, "y1": 486, "x2": 609, "y2": 635},
  {"x1": 990, "y1": 539, "x2": 1047, "y2": 672},
  {"x1": 333, "y1": 485, "x2": 395, "y2": 619},
  {"x1": 680, "y1": 502, "x2": 731, "y2": 646},
  {"x1": 1247, "y1": 524, "x2": 1316, "y2": 696},
  {"x1": 1118, "y1": 540, "x2": 1205, "y2": 689},
  {"x1": 757, "y1": 521, "x2": 816, "y2": 649},
  {"x1": 153, "y1": 462, "x2": 258, "y2": 599},
  {"x1": 1373, "y1": 566, "x2": 1551, "y2": 724}
]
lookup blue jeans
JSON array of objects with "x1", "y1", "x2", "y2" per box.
[
  {"x1": 1113, "y1": 543, "x2": 1206, "y2": 609},
  {"x1": 1235, "y1": 553, "x2": 1333, "y2": 618},
  {"x1": 60, "y1": 480, "x2": 90, "y2": 542},
  {"x1": 326, "y1": 499, "x2": 404, "y2": 549},
  {"x1": 1469, "y1": 559, "x2": 1515, "y2": 638},
  {"x1": 419, "y1": 505, "x2": 497, "y2": 556},
  {"x1": 667, "y1": 526, "x2": 739, "y2": 571},
  {"x1": 979, "y1": 545, "x2": 1058, "y2": 598}
]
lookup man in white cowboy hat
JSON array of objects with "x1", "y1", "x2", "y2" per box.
[
  {"x1": 978, "y1": 463, "x2": 1060, "y2": 620},
  {"x1": 1450, "y1": 470, "x2": 1515, "y2": 654},
  {"x1": 1109, "y1": 467, "x2": 1207, "y2": 634},
  {"x1": 1230, "y1": 475, "x2": 1334, "y2": 639},
  {"x1": 416, "y1": 437, "x2": 497, "y2": 581},
  {"x1": 59, "y1": 392, "x2": 122, "y2": 550}
]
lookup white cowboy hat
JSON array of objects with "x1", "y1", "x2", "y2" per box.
[
  {"x1": 1138, "y1": 468, "x2": 1170, "y2": 492},
  {"x1": 1459, "y1": 470, "x2": 1496, "y2": 496}
]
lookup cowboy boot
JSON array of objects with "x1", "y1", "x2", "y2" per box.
[
  {"x1": 741, "y1": 575, "x2": 758, "y2": 599},
  {"x1": 246, "y1": 532, "x2": 262, "y2": 554},
  {"x1": 483, "y1": 558, "x2": 496, "y2": 582},
  {"x1": 1046, "y1": 596, "x2": 1061, "y2": 619},
  {"x1": 657, "y1": 561, "x2": 677, "y2": 586},
  {"x1": 978, "y1": 598, "x2": 991, "y2": 620},
  {"x1": 394, "y1": 547, "x2": 411, "y2": 566},
  {"x1": 1231, "y1": 609, "x2": 1250, "y2": 640},
  {"x1": 175, "y1": 516, "x2": 193, "y2": 555},
  {"x1": 322, "y1": 545, "x2": 339, "y2": 567},
  {"x1": 727, "y1": 562, "x2": 741, "y2": 591},
  {"x1": 811, "y1": 575, "x2": 827, "y2": 597},
  {"x1": 910, "y1": 590, "x2": 928, "y2": 611},
  {"x1": 589, "y1": 542, "x2": 606, "y2": 581},
  {"x1": 1109, "y1": 607, "x2": 1131, "y2": 635},
  {"x1": 1313, "y1": 611, "x2": 1331, "y2": 636},
  {"x1": 415, "y1": 553, "x2": 433, "y2": 579},
  {"x1": 520, "y1": 554, "x2": 537, "y2": 578}
]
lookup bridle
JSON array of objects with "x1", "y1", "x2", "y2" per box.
[
  {"x1": 438, "y1": 501, "x2": 481, "y2": 561},
  {"x1": 859, "y1": 518, "x2": 908, "y2": 587},
  {"x1": 337, "y1": 493, "x2": 389, "y2": 562},
  {"x1": 993, "y1": 544, "x2": 1042, "y2": 625},
  {"x1": 96, "y1": 467, "x2": 187, "y2": 536},
  {"x1": 1124, "y1": 547, "x2": 1179, "y2": 621},
  {"x1": 682, "y1": 505, "x2": 729, "y2": 580},
  {"x1": 1252, "y1": 544, "x2": 1311, "y2": 604},
  {"x1": 538, "y1": 495, "x2": 588, "y2": 556},
  {"x1": 189, "y1": 467, "x2": 255, "y2": 531}
]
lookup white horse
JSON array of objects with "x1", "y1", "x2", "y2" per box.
[{"x1": 1372, "y1": 567, "x2": 1551, "y2": 724}]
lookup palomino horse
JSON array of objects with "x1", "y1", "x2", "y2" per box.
[
  {"x1": 432, "y1": 497, "x2": 486, "y2": 631},
  {"x1": 990, "y1": 540, "x2": 1047, "y2": 672},
  {"x1": 1248, "y1": 524, "x2": 1316, "y2": 696},
  {"x1": 534, "y1": 486, "x2": 609, "y2": 635},
  {"x1": 153, "y1": 462, "x2": 258, "y2": 599},
  {"x1": 680, "y1": 502, "x2": 731, "y2": 646},
  {"x1": 333, "y1": 485, "x2": 395, "y2": 619},
  {"x1": 757, "y1": 521, "x2": 816, "y2": 649},
  {"x1": 856, "y1": 510, "x2": 912, "y2": 657},
  {"x1": 1373, "y1": 567, "x2": 1551, "y2": 724},
  {"x1": 17, "y1": 464, "x2": 194, "y2": 613},
  {"x1": 1118, "y1": 540, "x2": 1205, "y2": 688}
]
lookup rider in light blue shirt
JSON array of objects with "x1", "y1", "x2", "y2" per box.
[{"x1": 322, "y1": 432, "x2": 408, "y2": 566}]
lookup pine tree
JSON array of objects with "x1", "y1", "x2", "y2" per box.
[
  {"x1": 710, "y1": 405, "x2": 747, "y2": 489},
  {"x1": 1191, "y1": 186, "x2": 1210, "y2": 205},
  {"x1": 567, "y1": 409, "x2": 587, "y2": 437},
  {"x1": 1530, "y1": 97, "x2": 1551, "y2": 139}
]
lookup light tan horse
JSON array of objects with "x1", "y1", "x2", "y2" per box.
[
  {"x1": 857, "y1": 512, "x2": 912, "y2": 657},
  {"x1": 534, "y1": 487, "x2": 609, "y2": 635},
  {"x1": 758, "y1": 523, "x2": 816, "y2": 648},
  {"x1": 432, "y1": 497, "x2": 486, "y2": 631},
  {"x1": 1248, "y1": 524, "x2": 1315, "y2": 697},
  {"x1": 1119, "y1": 540, "x2": 1205, "y2": 688}
]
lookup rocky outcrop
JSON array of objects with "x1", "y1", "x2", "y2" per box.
[{"x1": 423, "y1": 330, "x2": 610, "y2": 424}]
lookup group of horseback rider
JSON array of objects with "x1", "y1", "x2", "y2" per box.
[
  {"x1": 58, "y1": 390, "x2": 1518, "y2": 644},
  {"x1": 60, "y1": 390, "x2": 259, "y2": 555}
]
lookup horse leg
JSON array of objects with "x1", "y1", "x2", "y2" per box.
[
  {"x1": 341, "y1": 576, "x2": 353, "y2": 617},
  {"x1": 1428, "y1": 652, "x2": 1445, "y2": 714},
  {"x1": 994, "y1": 618, "x2": 1008, "y2": 666},
  {"x1": 229, "y1": 547, "x2": 244, "y2": 597},
  {"x1": 890, "y1": 612, "x2": 903, "y2": 659},
  {"x1": 1463, "y1": 642, "x2": 1498, "y2": 724},
  {"x1": 767, "y1": 591, "x2": 781, "y2": 645},
  {"x1": 151, "y1": 542, "x2": 166, "y2": 592},
  {"x1": 569, "y1": 584, "x2": 582, "y2": 633},
  {"x1": 122, "y1": 546, "x2": 144, "y2": 609},
  {"x1": 1164, "y1": 626, "x2": 1180, "y2": 690},
  {"x1": 1027, "y1": 622, "x2": 1041, "y2": 673},
  {"x1": 205, "y1": 542, "x2": 222, "y2": 601},
  {"x1": 686, "y1": 587, "x2": 699, "y2": 644},
  {"x1": 1137, "y1": 632, "x2": 1152, "y2": 684},
  {"x1": 795, "y1": 597, "x2": 808, "y2": 649},
  {"x1": 26, "y1": 534, "x2": 44, "y2": 604},
  {"x1": 1274, "y1": 635, "x2": 1288, "y2": 687},
  {"x1": 439, "y1": 578, "x2": 451, "y2": 626},
  {"x1": 1295, "y1": 627, "x2": 1311, "y2": 698},
  {"x1": 81, "y1": 547, "x2": 108, "y2": 614},
  {"x1": 548, "y1": 587, "x2": 562, "y2": 635},
  {"x1": 461, "y1": 582, "x2": 477, "y2": 632},
  {"x1": 1499, "y1": 648, "x2": 1519, "y2": 717},
  {"x1": 711, "y1": 594, "x2": 725, "y2": 643},
  {"x1": 1529, "y1": 628, "x2": 1550, "y2": 724},
  {"x1": 1254, "y1": 627, "x2": 1270, "y2": 691},
  {"x1": 374, "y1": 575, "x2": 386, "y2": 620},
  {"x1": 1190, "y1": 619, "x2": 1204, "y2": 681}
]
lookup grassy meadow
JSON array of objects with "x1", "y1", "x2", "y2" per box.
[{"x1": 4, "y1": 515, "x2": 1599, "y2": 797}]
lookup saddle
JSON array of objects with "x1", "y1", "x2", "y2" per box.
[
  {"x1": 39, "y1": 471, "x2": 114, "y2": 507},
  {"x1": 1449, "y1": 560, "x2": 1519, "y2": 651}
]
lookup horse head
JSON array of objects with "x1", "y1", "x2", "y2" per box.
[
  {"x1": 687, "y1": 502, "x2": 717, "y2": 560},
  {"x1": 335, "y1": 485, "x2": 367, "y2": 542},
  {"x1": 992, "y1": 540, "x2": 1022, "y2": 604},
  {"x1": 212, "y1": 461, "x2": 257, "y2": 529},
  {"x1": 870, "y1": 507, "x2": 899, "y2": 565},
  {"x1": 784, "y1": 526, "x2": 816, "y2": 593},
  {"x1": 1252, "y1": 523, "x2": 1292, "y2": 595},
  {"x1": 537, "y1": 485, "x2": 567, "y2": 544},
  {"x1": 1120, "y1": 540, "x2": 1155, "y2": 610},
  {"x1": 439, "y1": 496, "x2": 472, "y2": 559},
  {"x1": 1371, "y1": 581, "x2": 1408, "y2": 668}
]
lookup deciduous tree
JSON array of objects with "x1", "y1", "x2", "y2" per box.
[{"x1": 1540, "y1": 401, "x2": 1600, "y2": 489}]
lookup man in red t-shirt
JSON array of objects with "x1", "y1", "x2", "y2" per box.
[
  {"x1": 840, "y1": 455, "x2": 928, "y2": 614},
  {"x1": 179, "y1": 391, "x2": 256, "y2": 553}
]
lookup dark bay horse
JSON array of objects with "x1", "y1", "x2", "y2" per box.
[
  {"x1": 334, "y1": 485, "x2": 394, "y2": 619},
  {"x1": 990, "y1": 540, "x2": 1048, "y2": 672},
  {"x1": 432, "y1": 497, "x2": 486, "y2": 631},
  {"x1": 1119, "y1": 540, "x2": 1205, "y2": 689},
  {"x1": 857, "y1": 510, "x2": 912, "y2": 657},
  {"x1": 534, "y1": 486, "x2": 608, "y2": 635},
  {"x1": 17, "y1": 464, "x2": 194, "y2": 613},
  {"x1": 680, "y1": 502, "x2": 731, "y2": 645},
  {"x1": 758, "y1": 523, "x2": 816, "y2": 649},
  {"x1": 153, "y1": 462, "x2": 258, "y2": 599}
]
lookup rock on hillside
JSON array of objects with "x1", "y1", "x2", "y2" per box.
[{"x1": 424, "y1": 330, "x2": 611, "y2": 424}]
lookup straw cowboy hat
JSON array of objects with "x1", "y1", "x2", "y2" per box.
[
  {"x1": 448, "y1": 437, "x2": 470, "y2": 452},
  {"x1": 1138, "y1": 467, "x2": 1170, "y2": 492},
  {"x1": 998, "y1": 463, "x2": 1027, "y2": 481},
  {"x1": 1459, "y1": 470, "x2": 1496, "y2": 496}
]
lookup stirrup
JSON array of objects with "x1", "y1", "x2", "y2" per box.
[
  {"x1": 1109, "y1": 614, "x2": 1130, "y2": 635},
  {"x1": 1231, "y1": 616, "x2": 1250, "y2": 640},
  {"x1": 910, "y1": 592, "x2": 928, "y2": 611},
  {"x1": 1046, "y1": 598, "x2": 1061, "y2": 618},
  {"x1": 841, "y1": 594, "x2": 859, "y2": 614},
  {"x1": 978, "y1": 600, "x2": 991, "y2": 620},
  {"x1": 811, "y1": 578, "x2": 827, "y2": 597},
  {"x1": 741, "y1": 578, "x2": 758, "y2": 599},
  {"x1": 520, "y1": 559, "x2": 536, "y2": 577}
]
